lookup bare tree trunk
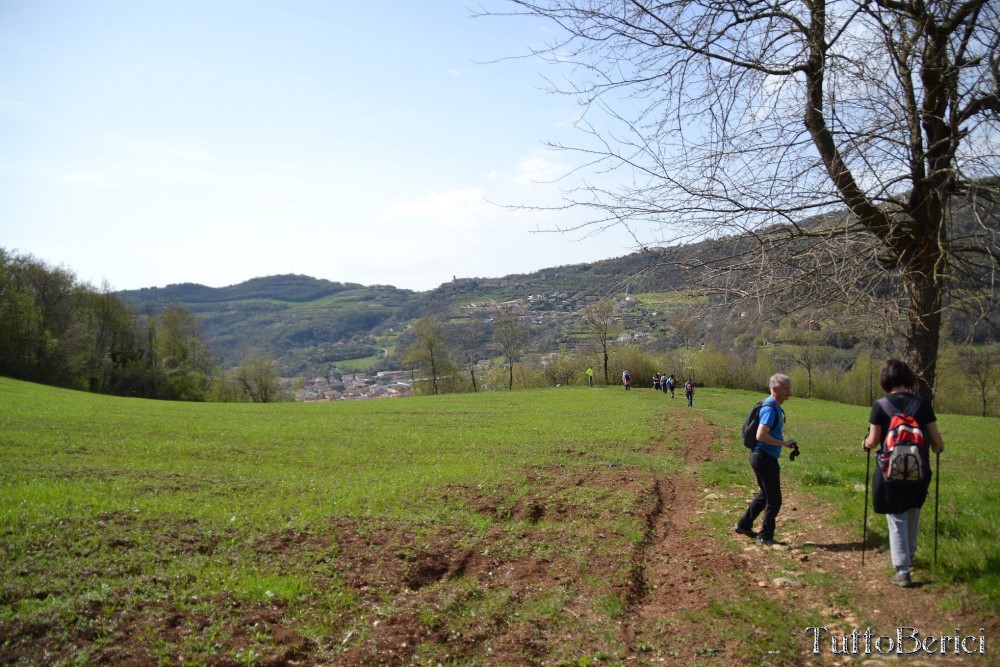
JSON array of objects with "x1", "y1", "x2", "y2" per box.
[
  {"x1": 902, "y1": 262, "x2": 944, "y2": 400},
  {"x1": 601, "y1": 342, "x2": 609, "y2": 386},
  {"x1": 493, "y1": 304, "x2": 525, "y2": 391},
  {"x1": 430, "y1": 350, "x2": 439, "y2": 395}
]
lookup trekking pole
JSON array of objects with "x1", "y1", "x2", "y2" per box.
[
  {"x1": 934, "y1": 450, "x2": 940, "y2": 568},
  {"x1": 862, "y1": 444, "x2": 871, "y2": 566}
]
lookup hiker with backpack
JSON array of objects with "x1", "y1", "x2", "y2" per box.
[
  {"x1": 622, "y1": 369, "x2": 631, "y2": 391},
  {"x1": 862, "y1": 358, "x2": 944, "y2": 588},
  {"x1": 684, "y1": 379, "x2": 695, "y2": 406},
  {"x1": 734, "y1": 373, "x2": 798, "y2": 546}
]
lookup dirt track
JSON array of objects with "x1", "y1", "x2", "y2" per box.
[{"x1": 622, "y1": 413, "x2": 997, "y2": 666}]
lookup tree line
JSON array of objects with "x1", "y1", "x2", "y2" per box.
[
  {"x1": 401, "y1": 300, "x2": 1000, "y2": 418},
  {"x1": 0, "y1": 248, "x2": 284, "y2": 403},
  {"x1": 5, "y1": 247, "x2": 996, "y2": 415}
]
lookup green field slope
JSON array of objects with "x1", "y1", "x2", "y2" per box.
[{"x1": 2, "y1": 378, "x2": 997, "y2": 665}]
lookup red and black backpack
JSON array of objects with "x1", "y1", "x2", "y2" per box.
[{"x1": 876, "y1": 397, "x2": 930, "y2": 483}]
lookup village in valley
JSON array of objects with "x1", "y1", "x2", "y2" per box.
[
  {"x1": 284, "y1": 292, "x2": 660, "y2": 403},
  {"x1": 290, "y1": 369, "x2": 414, "y2": 402}
]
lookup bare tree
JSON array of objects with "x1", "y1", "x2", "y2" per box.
[
  {"x1": 492, "y1": 304, "x2": 526, "y2": 390},
  {"x1": 404, "y1": 315, "x2": 452, "y2": 395},
  {"x1": 581, "y1": 300, "x2": 616, "y2": 384},
  {"x1": 960, "y1": 343, "x2": 999, "y2": 417},
  {"x1": 234, "y1": 349, "x2": 281, "y2": 403},
  {"x1": 489, "y1": 0, "x2": 1000, "y2": 399},
  {"x1": 453, "y1": 320, "x2": 489, "y2": 392},
  {"x1": 790, "y1": 330, "x2": 823, "y2": 399},
  {"x1": 861, "y1": 334, "x2": 890, "y2": 407},
  {"x1": 670, "y1": 305, "x2": 702, "y2": 350}
]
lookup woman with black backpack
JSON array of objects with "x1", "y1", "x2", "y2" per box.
[{"x1": 862, "y1": 359, "x2": 945, "y2": 588}]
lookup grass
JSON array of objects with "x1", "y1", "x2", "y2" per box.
[
  {"x1": 330, "y1": 354, "x2": 384, "y2": 372},
  {"x1": 0, "y1": 379, "x2": 669, "y2": 664},
  {"x1": 1, "y1": 378, "x2": 998, "y2": 665}
]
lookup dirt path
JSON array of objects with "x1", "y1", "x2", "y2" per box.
[{"x1": 618, "y1": 411, "x2": 997, "y2": 666}]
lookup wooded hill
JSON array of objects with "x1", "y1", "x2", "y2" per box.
[{"x1": 114, "y1": 249, "x2": 695, "y2": 377}]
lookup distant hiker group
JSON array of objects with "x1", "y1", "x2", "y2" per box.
[
  {"x1": 621, "y1": 370, "x2": 687, "y2": 401},
  {"x1": 733, "y1": 359, "x2": 944, "y2": 589}
]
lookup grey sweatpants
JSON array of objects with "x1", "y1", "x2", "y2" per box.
[{"x1": 887, "y1": 507, "x2": 921, "y2": 571}]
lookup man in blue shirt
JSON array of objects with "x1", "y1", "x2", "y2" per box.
[{"x1": 734, "y1": 373, "x2": 798, "y2": 546}]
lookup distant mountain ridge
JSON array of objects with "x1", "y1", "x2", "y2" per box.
[
  {"x1": 115, "y1": 250, "x2": 682, "y2": 375},
  {"x1": 113, "y1": 193, "x2": 999, "y2": 380},
  {"x1": 119, "y1": 274, "x2": 373, "y2": 305}
]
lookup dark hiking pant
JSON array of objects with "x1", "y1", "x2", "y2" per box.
[{"x1": 738, "y1": 449, "x2": 782, "y2": 540}]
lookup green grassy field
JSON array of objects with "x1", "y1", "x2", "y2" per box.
[{"x1": 1, "y1": 378, "x2": 997, "y2": 665}]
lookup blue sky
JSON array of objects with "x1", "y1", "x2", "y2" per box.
[{"x1": 0, "y1": 1, "x2": 651, "y2": 292}]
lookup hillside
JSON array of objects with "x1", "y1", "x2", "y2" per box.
[
  {"x1": 118, "y1": 277, "x2": 418, "y2": 373},
  {"x1": 116, "y1": 250, "x2": 694, "y2": 375},
  {"x1": 121, "y1": 274, "x2": 367, "y2": 304}
]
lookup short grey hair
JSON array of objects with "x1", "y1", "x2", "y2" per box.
[{"x1": 769, "y1": 373, "x2": 791, "y2": 389}]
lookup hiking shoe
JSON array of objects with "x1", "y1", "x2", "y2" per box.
[
  {"x1": 756, "y1": 536, "x2": 787, "y2": 546},
  {"x1": 891, "y1": 571, "x2": 912, "y2": 588},
  {"x1": 733, "y1": 525, "x2": 758, "y2": 538}
]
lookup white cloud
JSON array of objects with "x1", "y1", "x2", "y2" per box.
[
  {"x1": 57, "y1": 172, "x2": 113, "y2": 188},
  {"x1": 378, "y1": 187, "x2": 488, "y2": 225},
  {"x1": 552, "y1": 113, "x2": 584, "y2": 129},
  {"x1": 503, "y1": 150, "x2": 573, "y2": 186}
]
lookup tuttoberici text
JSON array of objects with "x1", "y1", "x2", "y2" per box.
[{"x1": 804, "y1": 626, "x2": 986, "y2": 656}]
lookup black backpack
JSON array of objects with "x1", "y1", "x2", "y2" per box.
[
  {"x1": 742, "y1": 401, "x2": 765, "y2": 448},
  {"x1": 742, "y1": 399, "x2": 783, "y2": 449}
]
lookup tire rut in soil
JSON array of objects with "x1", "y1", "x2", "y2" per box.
[
  {"x1": 625, "y1": 478, "x2": 667, "y2": 608},
  {"x1": 621, "y1": 474, "x2": 689, "y2": 653},
  {"x1": 617, "y1": 414, "x2": 743, "y2": 661}
]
